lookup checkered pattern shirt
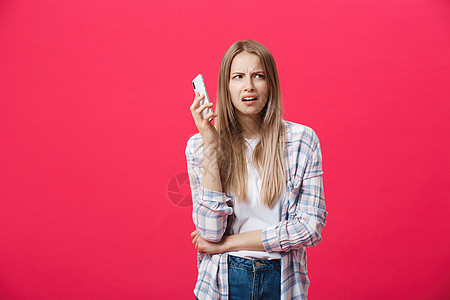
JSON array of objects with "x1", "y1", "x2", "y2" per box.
[{"x1": 186, "y1": 120, "x2": 327, "y2": 300}]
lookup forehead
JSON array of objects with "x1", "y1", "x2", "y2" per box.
[{"x1": 230, "y1": 52, "x2": 263, "y2": 71}]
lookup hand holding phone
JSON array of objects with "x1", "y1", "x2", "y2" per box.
[
  {"x1": 192, "y1": 74, "x2": 213, "y2": 122},
  {"x1": 190, "y1": 74, "x2": 218, "y2": 147}
]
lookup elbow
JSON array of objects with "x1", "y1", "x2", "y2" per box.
[
  {"x1": 308, "y1": 231, "x2": 323, "y2": 247},
  {"x1": 290, "y1": 218, "x2": 325, "y2": 249},
  {"x1": 192, "y1": 210, "x2": 229, "y2": 242},
  {"x1": 305, "y1": 218, "x2": 326, "y2": 247},
  {"x1": 303, "y1": 210, "x2": 327, "y2": 248},
  {"x1": 192, "y1": 200, "x2": 233, "y2": 242},
  {"x1": 195, "y1": 224, "x2": 225, "y2": 242},
  {"x1": 289, "y1": 229, "x2": 322, "y2": 249}
]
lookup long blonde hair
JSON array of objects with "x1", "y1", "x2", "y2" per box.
[{"x1": 216, "y1": 40, "x2": 286, "y2": 208}]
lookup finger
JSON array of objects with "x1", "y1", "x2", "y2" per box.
[
  {"x1": 195, "y1": 240, "x2": 202, "y2": 252},
  {"x1": 203, "y1": 112, "x2": 218, "y2": 123},
  {"x1": 190, "y1": 230, "x2": 197, "y2": 238},
  {"x1": 190, "y1": 93, "x2": 205, "y2": 111},
  {"x1": 195, "y1": 102, "x2": 214, "y2": 115},
  {"x1": 190, "y1": 95, "x2": 207, "y2": 124},
  {"x1": 192, "y1": 234, "x2": 199, "y2": 245}
]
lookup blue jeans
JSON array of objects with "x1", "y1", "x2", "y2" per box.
[{"x1": 228, "y1": 255, "x2": 281, "y2": 300}]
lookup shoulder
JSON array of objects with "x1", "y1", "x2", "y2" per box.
[
  {"x1": 283, "y1": 120, "x2": 321, "y2": 149},
  {"x1": 185, "y1": 133, "x2": 204, "y2": 164}
]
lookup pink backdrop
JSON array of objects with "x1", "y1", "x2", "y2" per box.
[{"x1": 1, "y1": 0, "x2": 449, "y2": 299}]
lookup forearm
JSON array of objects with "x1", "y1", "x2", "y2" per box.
[
  {"x1": 187, "y1": 145, "x2": 232, "y2": 242},
  {"x1": 191, "y1": 229, "x2": 265, "y2": 254},
  {"x1": 201, "y1": 144, "x2": 223, "y2": 192},
  {"x1": 222, "y1": 230, "x2": 265, "y2": 252}
]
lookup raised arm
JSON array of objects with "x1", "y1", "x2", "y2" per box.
[{"x1": 186, "y1": 92, "x2": 233, "y2": 242}]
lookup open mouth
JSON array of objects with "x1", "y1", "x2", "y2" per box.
[{"x1": 242, "y1": 96, "x2": 257, "y2": 102}]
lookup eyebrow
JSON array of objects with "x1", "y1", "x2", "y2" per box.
[{"x1": 230, "y1": 70, "x2": 265, "y2": 75}]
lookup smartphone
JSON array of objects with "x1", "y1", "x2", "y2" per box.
[{"x1": 192, "y1": 74, "x2": 213, "y2": 121}]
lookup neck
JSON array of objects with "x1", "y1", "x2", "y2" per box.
[{"x1": 237, "y1": 113, "x2": 262, "y2": 139}]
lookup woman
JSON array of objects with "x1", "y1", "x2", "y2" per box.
[{"x1": 186, "y1": 40, "x2": 327, "y2": 300}]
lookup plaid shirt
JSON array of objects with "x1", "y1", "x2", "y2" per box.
[{"x1": 186, "y1": 120, "x2": 327, "y2": 300}]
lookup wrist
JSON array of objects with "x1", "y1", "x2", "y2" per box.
[
  {"x1": 203, "y1": 146, "x2": 219, "y2": 167},
  {"x1": 203, "y1": 143, "x2": 218, "y2": 157},
  {"x1": 221, "y1": 235, "x2": 235, "y2": 252}
]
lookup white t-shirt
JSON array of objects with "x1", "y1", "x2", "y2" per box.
[{"x1": 228, "y1": 137, "x2": 282, "y2": 260}]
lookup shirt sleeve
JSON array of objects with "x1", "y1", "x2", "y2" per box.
[
  {"x1": 262, "y1": 134, "x2": 327, "y2": 252},
  {"x1": 186, "y1": 137, "x2": 233, "y2": 242}
]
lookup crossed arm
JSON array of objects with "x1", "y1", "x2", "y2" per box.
[
  {"x1": 186, "y1": 129, "x2": 327, "y2": 255},
  {"x1": 191, "y1": 229, "x2": 264, "y2": 254}
]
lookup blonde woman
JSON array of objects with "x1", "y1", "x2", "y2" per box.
[{"x1": 187, "y1": 40, "x2": 327, "y2": 300}]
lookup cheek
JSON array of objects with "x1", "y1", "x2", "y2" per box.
[
  {"x1": 229, "y1": 86, "x2": 240, "y2": 101},
  {"x1": 263, "y1": 83, "x2": 269, "y2": 95},
  {"x1": 257, "y1": 82, "x2": 268, "y2": 94},
  {"x1": 260, "y1": 85, "x2": 269, "y2": 104}
]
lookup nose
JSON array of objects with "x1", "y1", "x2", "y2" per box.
[{"x1": 244, "y1": 76, "x2": 254, "y2": 91}]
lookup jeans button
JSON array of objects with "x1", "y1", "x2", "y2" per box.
[{"x1": 255, "y1": 261, "x2": 261, "y2": 268}]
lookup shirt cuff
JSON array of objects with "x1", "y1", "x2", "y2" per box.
[
  {"x1": 199, "y1": 185, "x2": 232, "y2": 203},
  {"x1": 262, "y1": 225, "x2": 282, "y2": 253}
]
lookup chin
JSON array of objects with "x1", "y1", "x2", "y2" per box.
[{"x1": 239, "y1": 109, "x2": 263, "y2": 116}]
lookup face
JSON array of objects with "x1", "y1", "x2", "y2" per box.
[{"x1": 229, "y1": 52, "x2": 268, "y2": 121}]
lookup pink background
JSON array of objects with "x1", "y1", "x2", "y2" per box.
[{"x1": 1, "y1": 0, "x2": 449, "y2": 299}]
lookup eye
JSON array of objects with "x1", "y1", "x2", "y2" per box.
[
  {"x1": 232, "y1": 74, "x2": 243, "y2": 79},
  {"x1": 255, "y1": 74, "x2": 265, "y2": 79}
]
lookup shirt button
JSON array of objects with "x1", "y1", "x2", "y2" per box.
[{"x1": 255, "y1": 261, "x2": 261, "y2": 268}]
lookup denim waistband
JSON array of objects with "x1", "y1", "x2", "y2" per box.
[{"x1": 228, "y1": 255, "x2": 281, "y2": 271}]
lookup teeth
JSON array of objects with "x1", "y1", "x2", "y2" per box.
[{"x1": 243, "y1": 97, "x2": 256, "y2": 101}]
